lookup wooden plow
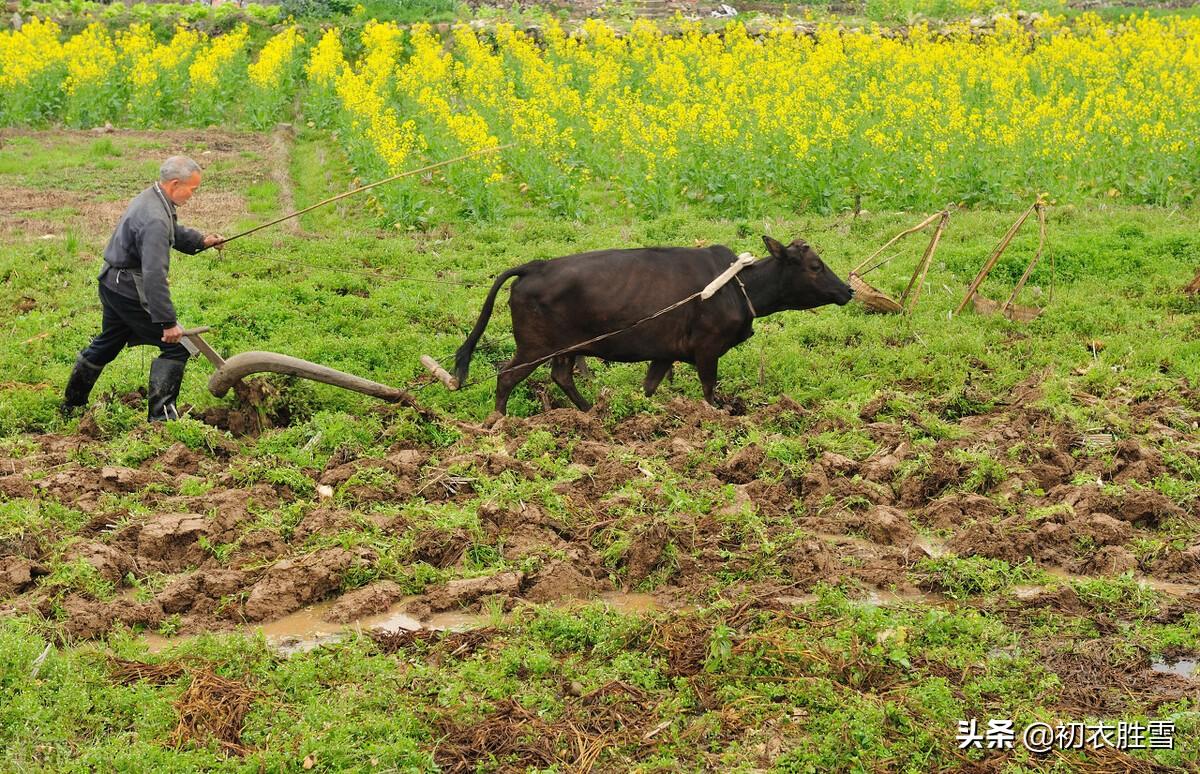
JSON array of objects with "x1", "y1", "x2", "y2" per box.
[
  {"x1": 848, "y1": 209, "x2": 951, "y2": 314},
  {"x1": 180, "y1": 326, "x2": 420, "y2": 405},
  {"x1": 954, "y1": 198, "x2": 1050, "y2": 322}
]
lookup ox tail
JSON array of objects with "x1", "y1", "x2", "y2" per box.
[{"x1": 454, "y1": 263, "x2": 535, "y2": 386}]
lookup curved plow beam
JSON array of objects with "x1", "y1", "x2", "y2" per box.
[{"x1": 209, "y1": 351, "x2": 410, "y2": 403}]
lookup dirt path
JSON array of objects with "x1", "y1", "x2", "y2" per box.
[{"x1": 268, "y1": 124, "x2": 304, "y2": 237}]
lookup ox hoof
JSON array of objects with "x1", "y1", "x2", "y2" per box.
[{"x1": 482, "y1": 411, "x2": 505, "y2": 429}]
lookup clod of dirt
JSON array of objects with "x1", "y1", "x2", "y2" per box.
[
  {"x1": 32, "y1": 472, "x2": 98, "y2": 506},
  {"x1": 66, "y1": 540, "x2": 134, "y2": 584},
  {"x1": 1079, "y1": 545, "x2": 1138, "y2": 576},
  {"x1": 479, "y1": 502, "x2": 569, "y2": 540},
  {"x1": 386, "y1": 448, "x2": 425, "y2": 479},
  {"x1": 799, "y1": 465, "x2": 831, "y2": 499},
  {"x1": 1151, "y1": 544, "x2": 1200, "y2": 578},
  {"x1": 0, "y1": 474, "x2": 34, "y2": 499},
  {"x1": 59, "y1": 593, "x2": 163, "y2": 640},
  {"x1": 208, "y1": 485, "x2": 273, "y2": 517},
  {"x1": 154, "y1": 443, "x2": 205, "y2": 475},
  {"x1": 947, "y1": 521, "x2": 1018, "y2": 563},
  {"x1": 523, "y1": 561, "x2": 604, "y2": 603},
  {"x1": 622, "y1": 523, "x2": 669, "y2": 584},
  {"x1": 319, "y1": 459, "x2": 374, "y2": 487},
  {"x1": 859, "y1": 506, "x2": 916, "y2": 547},
  {"x1": 1025, "y1": 447, "x2": 1076, "y2": 490},
  {"x1": 1059, "y1": 485, "x2": 1185, "y2": 528},
  {"x1": 291, "y1": 506, "x2": 355, "y2": 543},
  {"x1": 76, "y1": 412, "x2": 103, "y2": 439},
  {"x1": 156, "y1": 569, "x2": 249, "y2": 615},
  {"x1": 234, "y1": 530, "x2": 289, "y2": 567},
  {"x1": 861, "y1": 445, "x2": 907, "y2": 483},
  {"x1": 897, "y1": 456, "x2": 966, "y2": 508},
  {"x1": 0, "y1": 556, "x2": 48, "y2": 599},
  {"x1": 425, "y1": 571, "x2": 524, "y2": 612},
  {"x1": 134, "y1": 514, "x2": 212, "y2": 571},
  {"x1": 920, "y1": 493, "x2": 1000, "y2": 530},
  {"x1": 716, "y1": 444, "x2": 766, "y2": 484},
  {"x1": 324, "y1": 581, "x2": 406, "y2": 623},
  {"x1": 500, "y1": 524, "x2": 571, "y2": 561},
  {"x1": 570, "y1": 440, "x2": 612, "y2": 466},
  {"x1": 198, "y1": 378, "x2": 294, "y2": 438},
  {"x1": 742, "y1": 479, "x2": 796, "y2": 520},
  {"x1": 818, "y1": 452, "x2": 860, "y2": 477},
  {"x1": 1107, "y1": 439, "x2": 1166, "y2": 484},
  {"x1": 1080, "y1": 513, "x2": 1133, "y2": 547},
  {"x1": 523, "y1": 408, "x2": 609, "y2": 441},
  {"x1": 779, "y1": 539, "x2": 838, "y2": 588},
  {"x1": 388, "y1": 448, "x2": 425, "y2": 466},
  {"x1": 243, "y1": 547, "x2": 375, "y2": 622},
  {"x1": 100, "y1": 466, "x2": 155, "y2": 492},
  {"x1": 1114, "y1": 491, "x2": 1185, "y2": 528},
  {"x1": 665, "y1": 436, "x2": 703, "y2": 472},
  {"x1": 611, "y1": 413, "x2": 663, "y2": 443},
  {"x1": 583, "y1": 458, "x2": 640, "y2": 498},
  {"x1": 858, "y1": 393, "x2": 892, "y2": 422},
  {"x1": 412, "y1": 529, "x2": 470, "y2": 568}
]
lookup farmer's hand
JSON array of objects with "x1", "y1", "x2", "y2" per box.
[
  {"x1": 162, "y1": 325, "x2": 183, "y2": 344},
  {"x1": 203, "y1": 234, "x2": 225, "y2": 252}
]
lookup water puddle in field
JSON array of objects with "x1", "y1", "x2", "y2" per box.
[
  {"x1": 774, "y1": 586, "x2": 944, "y2": 609},
  {"x1": 1012, "y1": 567, "x2": 1199, "y2": 602},
  {"x1": 1150, "y1": 657, "x2": 1197, "y2": 679},
  {"x1": 1137, "y1": 577, "x2": 1200, "y2": 596},
  {"x1": 808, "y1": 530, "x2": 948, "y2": 561},
  {"x1": 912, "y1": 534, "x2": 949, "y2": 558},
  {"x1": 142, "y1": 591, "x2": 667, "y2": 656}
]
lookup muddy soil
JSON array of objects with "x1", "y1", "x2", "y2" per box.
[{"x1": 1, "y1": 381, "x2": 1197, "y2": 652}]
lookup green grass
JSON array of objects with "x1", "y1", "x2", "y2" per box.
[
  {"x1": 2, "y1": 127, "x2": 1199, "y2": 771},
  {"x1": 7, "y1": 186, "x2": 1196, "y2": 434},
  {"x1": 11, "y1": 588, "x2": 1186, "y2": 772}
]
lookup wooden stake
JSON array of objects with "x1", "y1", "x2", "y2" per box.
[
  {"x1": 954, "y1": 199, "x2": 1040, "y2": 317},
  {"x1": 1001, "y1": 203, "x2": 1047, "y2": 315},
  {"x1": 420, "y1": 355, "x2": 459, "y2": 391},
  {"x1": 852, "y1": 209, "x2": 946, "y2": 276},
  {"x1": 899, "y1": 209, "x2": 950, "y2": 312}
]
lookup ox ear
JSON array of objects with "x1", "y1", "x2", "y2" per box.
[{"x1": 762, "y1": 235, "x2": 788, "y2": 261}]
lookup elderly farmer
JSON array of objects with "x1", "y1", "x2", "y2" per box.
[{"x1": 62, "y1": 156, "x2": 224, "y2": 421}]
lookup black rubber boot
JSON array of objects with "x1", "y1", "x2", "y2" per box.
[
  {"x1": 62, "y1": 354, "x2": 104, "y2": 415},
  {"x1": 147, "y1": 358, "x2": 186, "y2": 422}
]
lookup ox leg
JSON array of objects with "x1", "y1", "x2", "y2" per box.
[
  {"x1": 551, "y1": 355, "x2": 592, "y2": 411},
  {"x1": 573, "y1": 356, "x2": 594, "y2": 380},
  {"x1": 643, "y1": 359, "x2": 674, "y2": 397},
  {"x1": 494, "y1": 354, "x2": 540, "y2": 416}
]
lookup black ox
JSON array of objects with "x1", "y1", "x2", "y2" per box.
[{"x1": 454, "y1": 235, "x2": 853, "y2": 417}]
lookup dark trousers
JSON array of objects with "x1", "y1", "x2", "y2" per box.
[{"x1": 79, "y1": 283, "x2": 189, "y2": 367}]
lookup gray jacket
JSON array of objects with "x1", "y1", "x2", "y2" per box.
[{"x1": 99, "y1": 183, "x2": 206, "y2": 327}]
